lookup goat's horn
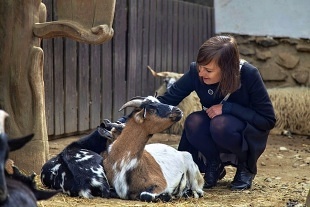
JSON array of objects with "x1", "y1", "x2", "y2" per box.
[
  {"x1": 107, "y1": 122, "x2": 124, "y2": 129},
  {"x1": 119, "y1": 99, "x2": 143, "y2": 111},
  {"x1": 129, "y1": 96, "x2": 145, "y2": 101},
  {"x1": 147, "y1": 66, "x2": 158, "y2": 76},
  {"x1": 0, "y1": 110, "x2": 9, "y2": 134},
  {"x1": 147, "y1": 66, "x2": 172, "y2": 77}
]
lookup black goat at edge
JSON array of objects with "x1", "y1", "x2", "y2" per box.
[{"x1": 0, "y1": 110, "x2": 59, "y2": 207}]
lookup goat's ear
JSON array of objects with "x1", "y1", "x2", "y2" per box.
[
  {"x1": 134, "y1": 110, "x2": 144, "y2": 124},
  {"x1": 33, "y1": 189, "x2": 61, "y2": 201},
  {"x1": 8, "y1": 134, "x2": 34, "y2": 152}
]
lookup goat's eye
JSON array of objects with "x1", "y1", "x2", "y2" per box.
[{"x1": 148, "y1": 109, "x2": 155, "y2": 114}]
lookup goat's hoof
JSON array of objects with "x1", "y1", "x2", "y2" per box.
[
  {"x1": 109, "y1": 188, "x2": 119, "y2": 199},
  {"x1": 182, "y1": 189, "x2": 193, "y2": 198},
  {"x1": 194, "y1": 190, "x2": 204, "y2": 198},
  {"x1": 140, "y1": 192, "x2": 154, "y2": 202},
  {"x1": 156, "y1": 193, "x2": 172, "y2": 202}
]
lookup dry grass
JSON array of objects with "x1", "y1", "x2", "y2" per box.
[{"x1": 37, "y1": 133, "x2": 309, "y2": 207}]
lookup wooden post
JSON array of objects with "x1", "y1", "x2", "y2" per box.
[
  {"x1": 0, "y1": 0, "x2": 115, "y2": 174},
  {"x1": 0, "y1": 0, "x2": 48, "y2": 173}
]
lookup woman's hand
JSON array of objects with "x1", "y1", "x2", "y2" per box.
[{"x1": 206, "y1": 104, "x2": 223, "y2": 119}]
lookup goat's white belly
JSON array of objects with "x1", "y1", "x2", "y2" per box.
[{"x1": 145, "y1": 143, "x2": 187, "y2": 195}]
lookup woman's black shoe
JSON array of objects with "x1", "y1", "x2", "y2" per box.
[
  {"x1": 230, "y1": 162, "x2": 255, "y2": 190},
  {"x1": 203, "y1": 162, "x2": 226, "y2": 189}
]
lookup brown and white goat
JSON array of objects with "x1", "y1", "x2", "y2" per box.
[{"x1": 103, "y1": 96, "x2": 204, "y2": 202}]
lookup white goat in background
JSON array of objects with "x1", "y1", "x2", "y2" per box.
[{"x1": 147, "y1": 66, "x2": 201, "y2": 135}]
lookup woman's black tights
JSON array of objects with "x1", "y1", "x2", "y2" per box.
[{"x1": 178, "y1": 111, "x2": 247, "y2": 167}]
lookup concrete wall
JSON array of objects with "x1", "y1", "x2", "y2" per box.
[{"x1": 215, "y1": 0, "x2": 310, "y2": 39}]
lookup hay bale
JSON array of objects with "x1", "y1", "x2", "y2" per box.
[{"x1": 306, "y1": 188, "x2": 310, "y2": 207}]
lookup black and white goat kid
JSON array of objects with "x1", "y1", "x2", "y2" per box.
[
  {"x1": 103, "y1": 96, "x2": 204, "y2": 202},
  {"x1": 40, "y1": 123, "x2": 115, "y2": 198}
]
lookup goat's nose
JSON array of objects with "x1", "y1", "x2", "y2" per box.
[
  {"x1": 171, "y1": 107, "x2": 183, "y2": 121},
  {"x1": 174, "y1": 107, "x2": 182, "y2": 114}
]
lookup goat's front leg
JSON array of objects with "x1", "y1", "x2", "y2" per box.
[
  {"x1": 139, "y1": 187, "x2": 172, "y2": 202},
  {"x1": 131, "y1": 178, "x2": 171, "y2": 202}
]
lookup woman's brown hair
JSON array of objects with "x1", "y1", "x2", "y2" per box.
[{"x1": 196, "y1": 35, "x2": 240, "y2": 96}]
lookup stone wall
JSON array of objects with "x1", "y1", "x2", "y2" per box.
[{"x1": 232, "y1": 34, "x2": 310, "y2": 88}]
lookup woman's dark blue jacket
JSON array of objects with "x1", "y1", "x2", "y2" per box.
[{"x1": 157, "y1": 62, "x2": 276, "y2": 174}]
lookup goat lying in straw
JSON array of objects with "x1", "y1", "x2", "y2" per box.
[
  {"x1": 103, "y1": 96, "x2": 204, "y2": 202},
  {"x1": 41, "y1": 122, "x2": 119, "y2": 198},
  {"x1": 0, "y1": 110, "x2": 58, "y2": 207}
]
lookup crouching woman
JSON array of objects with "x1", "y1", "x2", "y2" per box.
[{"x1": 157, "y1": 35, "x2": 276, "y2": 190}]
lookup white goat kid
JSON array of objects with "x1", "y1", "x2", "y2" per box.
[{"x1": 103, "y1": 96, "x2": 204, "y2": 202}]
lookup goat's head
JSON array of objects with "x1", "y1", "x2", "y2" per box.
[
  {"x1": 0, "y1": 110, "x2": 34, "y2": 203},
  {"x1": 0, "y1": 110, "x2": 58, "y2": 204},
  {"x1": 102, "y1": 119, "x2": 125, "y2": 140},
  {"x1": 119, "y1": 96, "x2": 183, "y2": 134},
  {"x1": 0, "y1": 111, "x2": 9, "y2": 203},
  {"x1": 0, "y1": 134, "x2": 8, "y2": 204},
  {"x1": 147, "y1": 66, "x2": 183, "y2": 95}
]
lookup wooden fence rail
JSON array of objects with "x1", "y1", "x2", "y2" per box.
[{"x1": 42, "y1": 0, "x2": 214, "y2": 139}]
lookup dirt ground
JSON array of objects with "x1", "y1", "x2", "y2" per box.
[{"x1": 37, "y1": 132, "x2": 310, "y2": 207}]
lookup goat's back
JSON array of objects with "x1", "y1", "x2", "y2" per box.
[{"x1": 145, "y1": 143, "x2": 204, "y2": 197}]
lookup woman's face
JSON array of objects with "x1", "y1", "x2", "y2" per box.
[{"x1": 198, "y1": 60, "x2": 221, "y2": 85}]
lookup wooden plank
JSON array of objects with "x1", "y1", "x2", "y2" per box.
[
  {"x1": 192, "y1": 4, "x2": 201, "y2": 61},
  {"x1": 127, "y1": 0, "x2": 138, "y2": 99},
  {"x1": 136, "y1": 0, "x2": 143, "y2": 96},
  {"x1": 161, "y1": 0, "x2": 168, "y2": 72},
  {"x1": 89, "y1": 44, "x2": 101, "y2": 129},
  {"x1": 64, "y1": 39, "x2": 78, "y2": 134},
  {"x1": 155, "y1": 0, "x2": 162, "y2": 89},
  {"x1": 177, "y1": 3, "x2": 184, "y2": 73},
  {"x1": 141, "y1": 0, "x2": 150, "y2": 96},
  {"x1": 209, "y1": 7, "x2": 215, "y2": 37},
  {"x1": 147, "y1": 0, "x2": 156, "y2": 96},
  {"x1": 77, "y1": 43, "x2": 90, "y2": 132},
  {"x1": 112, "y1": 0, "x2": 127, "y2": 120},
  {"x1": 188, "y1": 4, "x2": 195, "y2": 64},
  {"x1": 53, "y1": 37, "x2": 65, "y2": 136},
  {"x1": 101, "y1": 40, "x2": 113, "y2": 121},
  {"x1": 172, "y1": 0, "x2": 179, "y2": 72},
  {"x1": 183, "y1": 2, "x2": 189, "y2": 70},
  {"x1": 43, "y1": 38, "x2": 54, "y2": 136},
  {"x1": 166, "y1": 0, "x2": 173, "y2": 71},
  {"x1": 199, "y1": 7, "x2": 205, "y2": 46},
  {"x1": 201, "y1": 6, "x2": 207, "y2": 40},
  {"x1": 42, "y1": 0, "x2": 54, "y2": 136}
]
